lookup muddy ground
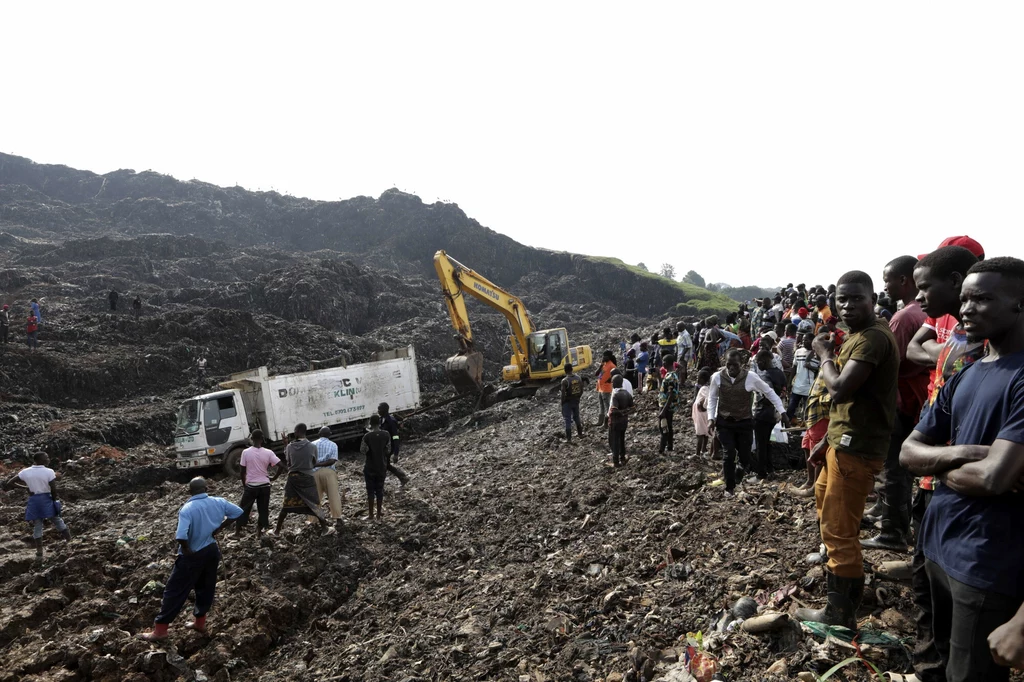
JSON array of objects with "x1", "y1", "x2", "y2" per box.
[{"x1": 1, "y1": 384, "x2": 942, "y2": 682}]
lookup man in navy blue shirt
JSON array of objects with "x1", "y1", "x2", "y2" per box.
[
  {"x1": 139, "y1": 477, "x2": 243, "y2": 641},
  {"x1": 901, "y1": 257, "x2": 1024, "y2": 681}
]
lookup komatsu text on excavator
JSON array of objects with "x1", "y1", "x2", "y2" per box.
[{"x1": 434, "y1": 250, "x2": 593, "y2": 395}]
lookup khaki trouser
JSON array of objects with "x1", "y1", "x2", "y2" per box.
[
  {"x1": 314, "y1": 468, "x2": 344, "y2": 520},
  {"x1": 814, "y1": 446, "x2": 884, "y2": 578}
]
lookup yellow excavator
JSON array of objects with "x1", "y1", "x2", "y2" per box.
[{"x1": 434, "y1": 250, "x2": 593, "y2": 395}]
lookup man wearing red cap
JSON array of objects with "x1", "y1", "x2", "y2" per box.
[{"x1": 908, "y1": 236, "x2": 985, "y2": 373}]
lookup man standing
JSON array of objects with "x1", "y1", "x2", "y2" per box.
[
  {"x1": 313, "y1": 427, "x2": 343, "y2": 525},
  {"x1": 378, "y1": 403, "x2": 410, "y2": 485},
  {"x1": 657, "y1": 354, "x2": 680, "y2": 454},
  {"x1": 900, "y1": 258, "x2": 1024, "y2": 682},
  {"x1": 675, "y1": 322, "x2": 693, "y2": 374},
  {"x1": 707, "y1": 349, "x2": 788, "y2": 495},
  {"x1": 560, "y1": 363, "x2": 585, "y2": 442},
  {"x1": 814, "y1": 294, "x2": 833, "y2": 324},
  {"x1": 132, "y1": 296, "x2": 142, "y2": 319},
  {"x1": 863, "y1": 255, "x2": 929, "y2": 552},
  {"x1": 0, "y1": 304, "x2": 9, "y2": 344},
  {"x1": 361, "y1": 414, "x2": 391, "y2": 521},
  {"x1": 25, "y1": 308, "x2": 38, "y2": 350},
  {"x1": 108, "y1": 289, "x2": 119, "y2": 311},
  {"x1": 3, "y1": 452, "x2": 71, "y2": 557},
  {"x1": 796, "y1": 271, "x2": 899, "y2": 629},
  {"x1": 139, "y1": 477, "x2": 243, "y2": 641},
  {"x1": 750, "y1": 299, "x2": 767, "y2": 337},
  {"x1": 274, "y1": 424, "x2": 333, "y2": 536},
  {"x1": 235, "y1": 430, "x2": 279, "y2": 539},
  {"x1": 778, "y1": 324, "x2": 798, "y2": 381},
  {"x1": 608, "y1": 374, "x2": 634, "y2": 467},
  {"x1": 595, "y1": 351, "x2": 616, "y2": 428},
  {"x1": 898, "y1": 245, "x2": 980, "y2": 682},
  {"x1": 752, "y1": 349, "x2": 788, "y2": 482}
]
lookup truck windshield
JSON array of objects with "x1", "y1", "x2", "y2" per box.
[{"x1": 176, "y1": 400, "x2": 201, "y2": 435}]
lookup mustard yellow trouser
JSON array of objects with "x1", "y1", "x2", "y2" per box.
[
  {"x1": 314, "y1": 468, "x2": 344, "y2": 520},
  {"x1": 814, "y1": 446, "x2": 884, "y2": 578}
]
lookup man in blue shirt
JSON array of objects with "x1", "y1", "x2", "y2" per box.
[
  {"x1": 139, "y1": 477, "x2": 242, "y2": 641},
  {"x1": 900, "y1": 257, "x2": 1024, "y2": 681},
  {"x1": 313, "y1": 426, "x2": 343, "y2": 522}
]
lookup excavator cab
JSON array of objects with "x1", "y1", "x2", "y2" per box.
[{"x1": 528, "y1": 329, "x2": 568, "y2": 375}]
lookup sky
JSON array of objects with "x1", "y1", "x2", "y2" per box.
[{"x1": 2, "y1": 2, "x2": 1021, "y2": 289}]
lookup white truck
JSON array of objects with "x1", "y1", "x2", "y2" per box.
[{"x1": 173, "y1": 346, "x2": 421, "y2": 474}]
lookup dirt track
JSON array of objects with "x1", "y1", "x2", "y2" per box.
[{"x1": 0, "y1": 386, "x2": 932, "y2": 682}]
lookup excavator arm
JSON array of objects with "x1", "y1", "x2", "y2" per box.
[
  {"x1": 434, "y1": 250, "x2": 535, "y2": 354},
  {"x1": 434, "y1": 250, "x2": 536, "y2": 392},
  {"x1": 433, "y1": 250, "x2": 593, "y2": 395}
]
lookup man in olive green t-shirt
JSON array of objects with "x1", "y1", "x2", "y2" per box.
[{"x1": 795, "y1": 270, "x2": 899, "y2": 630}]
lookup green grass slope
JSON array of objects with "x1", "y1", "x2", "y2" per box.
[{"x1": 584, "y1": 256, "x2": 738, "y2": 315}]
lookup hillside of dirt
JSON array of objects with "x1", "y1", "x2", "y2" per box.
[{"x1": 0, "y1": 152, "x2": 736, "y2": 318}]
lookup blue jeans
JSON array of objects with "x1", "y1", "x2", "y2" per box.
[{"x1": 562, "y1": 401, "x2": 582, "y2": 432}]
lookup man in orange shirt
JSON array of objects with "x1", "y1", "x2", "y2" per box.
[{"x1": 595, "y1": 350, "x2": 616, "y2": 429}]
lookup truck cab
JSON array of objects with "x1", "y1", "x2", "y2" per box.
[{"x1": 174, "y1": 389, "x2": 250, "y2": 474}]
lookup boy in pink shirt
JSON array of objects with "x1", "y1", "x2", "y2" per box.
[{"x1": 236, "y1": 430, "x2": 280, "y2": 538}]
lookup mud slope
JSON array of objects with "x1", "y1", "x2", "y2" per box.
[{"x1": 0, "y1": 389, "x2": 922, "y2": 682}]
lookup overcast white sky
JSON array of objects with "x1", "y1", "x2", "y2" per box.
[{"x1": 2, "y1": 3, "x2": 1021, "y2": 289}]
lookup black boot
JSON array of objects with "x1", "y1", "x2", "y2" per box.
[
  {"x1": 577, "y1": 425, "x2": 584, "y2": 438},
  {"x1": 862, "y1": 519, "x2": 909, "y2": 552},
  {"x1": 794, "y1": 571, "x2": 862, "y2": 630},
  {"x1": 565, "y1": 427, "x2": 572, "y2": 443}
]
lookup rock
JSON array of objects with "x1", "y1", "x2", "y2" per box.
[
  {"x1": 378, "y1": 645, "x2": 399, "y2": 664},
  {"x1": 488, "y1": 641, "x2": 503, "y2": 652},
  {"x1": 766, "y1": 658, "x2": 787, "y2": 675},
  {"x1": 796, "y1": 673, "x2": 817, "y2": 682},
  {"x1": 606, "y1": 673, "x2": 624, "y2": 682},
  {"x1": 731, "y1": 596, "x2": 759, "y2": 620}
]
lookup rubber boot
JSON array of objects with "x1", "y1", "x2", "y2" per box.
[
  {"x1": 565, "y1": 427, "x2": 572, "y2": 443},
  {"x1": 185, "y1": 615, "x2": 207, "y2": 633},
  {"x1": 577, "y1": 425, "x2": 584, "y2": 438},
  {"x1": 139, "y1": 623, "x2": 170, "y2": 641},
  {"x1": 862, "y1": 520, "x2": 909, "y2": 552},
  {"x1": 60, "y1": 528, "x2": 72, "y2": 542},
  {"x1": 794, "y1": 571, "x2": 862, "y2": 630}
]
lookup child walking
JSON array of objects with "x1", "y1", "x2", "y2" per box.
[{"x1": 691, "y1": 369, "x2": 712, "y2": 457}]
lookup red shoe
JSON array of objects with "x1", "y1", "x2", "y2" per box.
[
  {"x1": 138, "y1": 623, "x2": 169, "y2": 641},
  {"x1": 184, "y1": 615, "x2": 207, "y2": 633}
]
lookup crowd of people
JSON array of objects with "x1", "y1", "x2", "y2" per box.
[{"x1": 557, "y1": 235, "x2": 1024, "y2": 680}]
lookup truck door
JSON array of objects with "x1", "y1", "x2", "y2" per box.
[{"x1": 203, "y1": 395, "x2": 242, "y2": 448}]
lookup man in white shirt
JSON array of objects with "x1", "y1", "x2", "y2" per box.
[
  {"x1": 676, "y1": 322, "x2": 693, "y2": 373},
  {"x1": 708, "y1": 350, "x2": 789, "y2": 496},
  {"x1": 4, "y1": 452, "x2": 71, "y2": 556}
]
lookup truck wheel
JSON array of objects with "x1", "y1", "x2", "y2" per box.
[{"x1": 223, "y1": 447, "x2": 244, "y2": 477}]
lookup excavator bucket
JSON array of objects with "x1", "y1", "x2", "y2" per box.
[{"x1": 445, "y1": 351, "x2": 485, "y2": 394}]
